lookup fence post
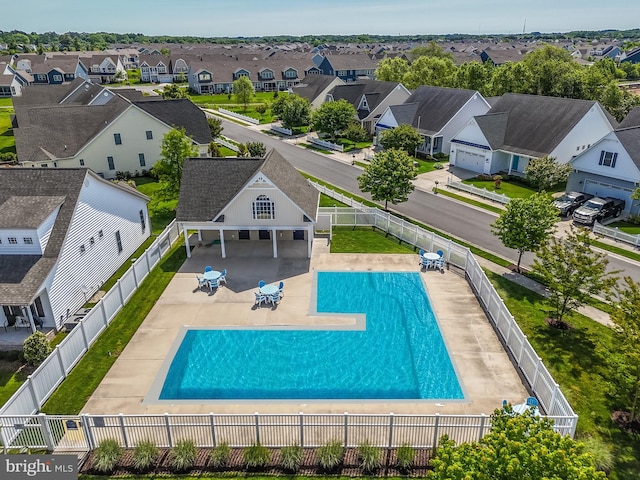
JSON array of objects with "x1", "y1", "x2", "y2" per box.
[
  {"x1": 387, "y1": 413, "x2": 394, "y2": 450},
  {"x1": 132, "y1": 264, "x2": 139, "y2": 288},
  {"x1": 119, "y1": 413, "x2": 129, "y2": 448},
  {"x1": 55, "y1": 345, "x2": 66, "y2": 377},
  {"x1": 145, "y1": 248, "x2": 151, "y2": 273},
  {"x1": 38, "y1": 413, "x2": 55, "y2": 451},
  {"x1": 517, "y1": 336, "x2": 527, "y2": 364},
  {"x1": 210, "y1": 413, "x2": 217, "y2": 447},
  {"x1": 549, "y1": 384, "x2": 560, "y2": 414},
  {"x1": 478, "y1": 414, "x2": 487, "y2": 441},
  {"x1": 164, "y1": 413, "x2": 173, "y2": 447},
  {"x1": 299, "y1": 412, "x2": 304, "y2": 448},
  {"x1": 432, "y1": 413, "x2": 440, "y2": 456},
  {"x1": 82, "y1": 414, "x2": 95, "y2": 451},
  {"x1": 532, "y1": 357, "x2": 543, "y2": 389},
  {"x1": 255, "y1": 412, "x2": 260, "y2": 445},
  {"x1": 26, "y1": 376, "x2": 39, "y2": 409},
  {"x1": 343, "y1": 412, "x2": 349, "y2": 447},
  {"x1": 79, "y1": 320, "x2": 90, "y2": 350},
  {"x1": 117, "y1": 279, "x2": 124, "y2": 305},
  {"x1": 100, "y1": 300, "x2": 108, "y2": 327}
]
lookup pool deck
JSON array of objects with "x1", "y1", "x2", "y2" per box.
[{"x1": 83, "y1": 238, "x2": 528, "y2": 415}]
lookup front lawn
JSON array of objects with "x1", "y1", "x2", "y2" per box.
[
  {"x1": 605, "y1": 221, "x2": 640, "y2": 235},
  {"x1": 134, "y1": 176, "x2": 178, "y2": 234},
  {"x1": 217, "y1": 105, "x2": 274, "y2": 124},
  {"x1": 0, "y1": 108, "x2": 16, "y2": 154},
  {"x1": 190, "y1": 91, "x2": 279, "y2": 106},
  {"x1": 335, "y1": 138, "x2": 373, "y2": 152},
  {"x1": 0, "y1": 98, "x2": 13, "y2": 107},
  {"x1": 463, "y1": 178, "x2": 566, "y2": 198},
  {"x1": 415, "y1": 157, "x2": 446, "y2": 174}
]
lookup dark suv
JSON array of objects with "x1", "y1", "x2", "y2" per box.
[{"x1": 552, "y1": 191, "x2": 593, "y2": 216}]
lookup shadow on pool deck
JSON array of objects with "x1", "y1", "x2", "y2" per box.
[{"x1": 83, "y1": 239, "x2": 528, "y2": 416}]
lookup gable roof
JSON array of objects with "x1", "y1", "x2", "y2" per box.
[
  {"x1": 388, "y1": 86, "x2": 484, "y2": 135},
  {"x1": 0, "y1": 196, "x2": 65, "y2": 229},
  {"x1": 619, "y1": 107, "x2": 640, "y2": 129},
  {"x1": 476, "y1": 93, "x2": 616, "y2": 158},
  {"x1": 177, "y1": 149, "x2": 319, "y2": 223},
  {"x1": 133, "y1": 99, "x2": 212, "y2": 144},
  {"x1": 614, "y1": 126, "x2": 640, "y2": 170},
  {"x1": 290, "y1": 74, "x2": 342, "y2": 103},
  {"x1": 328, "y1": 80, "x2": 403, "y2": 119}
]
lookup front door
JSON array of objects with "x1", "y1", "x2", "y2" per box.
[{"x1": 512, "y1": 155, "x2": 520, "y2": 171}]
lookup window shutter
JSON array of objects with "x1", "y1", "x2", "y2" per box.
[
  {"x1": 612, "y1": 153, "x2": 618, "y2": 168},
  {"x1": 598, "y1": 151, "x2": 605, "y2": 165}
]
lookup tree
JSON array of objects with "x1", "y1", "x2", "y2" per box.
[
  {"x1": 311, "y1": 99, "x2": 357, "y2": 140},
  {"x1": 272, "y1": 94, "x2": 311, "y2": 129},
  {"x1": 401, "y1": 56, "x2": 457, "y2": 89},
  {"x1": 487, "y1": 61, "x2": 533, "y2": 96},
  {"x1": 233, "y1": 76, "x2": 255, "y2": 111},
  {"x1": 151, "y1": 128, "x2": 198, "y2": 196},
  {"x1": 532, "y1": 226, "x2": 619, "y2": 326},
  {"x1": 342, "y1": 123, "x2": 369, "y2": 143},
  {"x1": 453, "y1": 61, "x2": 493, "y2": 93},
  {"x1": 378, "y1": 124, "x2": 422, "y2": 155},
  {"x1": 609, "y1": 277, "x2": 640, "y2": 424},
  {"x1": 246, "y1": 141, "x2": 267, "y2": 157},
  {"x1": 207, "y1": 117, "x2": 223, "y2": 139},
  {"x1": 429, "y1": 408, "x2": 605, "y2": 479},
  {"x1": 208, "y1": 141, "x2": 221, "y2": 157},
  {"x1": 524, "y1": 156, "x2": 573, "y2": 192},
  {"x1": 409, "y1": 41, "x2": 454, "y2": 61},
  {"x1": 161, "y1": 84, "x2": 188, "y2": 99},
  {"x1": 374, "y1": 57, "x2": 410, "y2": 82},
  {"x1": 357, "y1": 148, "x2": 417, "y2": 210},
  {"x1": 491, "y1": 192, "x2": 558, "y2": 273},
  {"x1": 236, "y1": 143, "x2": 249, "y2": 157}
]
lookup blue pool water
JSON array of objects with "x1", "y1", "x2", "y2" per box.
[{"x1": 159, "y1": 272, "x2": 463, "y2": 400}]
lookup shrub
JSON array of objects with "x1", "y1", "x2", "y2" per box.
[
  {"x1": 396, "y1": 443, "x2": 415, "y2": 471},
  {"x1": 357, "y1": 441, "x2": 382, "y2": 472},
  {"x1": 580, "y1": 437, "x2": 614, "y2": 474},
  {"x1": 255, "y1": 104, "x2": 268, "y2": 115},
  {"x1": 237, "y1": 143, "x2": 248, "y2": 157},
  {"x1": 626, "y1": 214, "x2": 640, "y2": 225},
  {"x1": 132, "y1": 440, "x2": 159, "y2": 471},
  {"x1": 342, "y1": 123, "x2": 370, "y2": 143},
  {"x1": 433, "y1": 162, "x2": 444, "y2": 170},
  {"x1": 94, "y1": 438, "x2": 122, "y2": 473},
  {"x1": 280, "y1": 443, "x2": 303, "y2": 472},
  {"x1": 0, "y1": 152, "x2": 17, "y2": 163},
  {"x1": 171, "y1": 439, "x2": 197, "y2": 471},
  {"x1": 209, "y1": 442, "x2": 231, "y2": 468},
  {"x1": 317, "y1": 440, "x2": 344, "y2": 470},
  {"x1": 243, "y1": 442, "x2": 270, "y2": 469},
  {"x1": 23, "y1": 331, "x2": 51, "y2": 366}
]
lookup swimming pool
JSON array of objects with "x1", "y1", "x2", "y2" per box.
[{"x1": 158, "y1": 271, "x2": 463, "y2": 400}]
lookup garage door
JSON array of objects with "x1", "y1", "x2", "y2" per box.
[
  {"x1": 453, "y1": 149, "x2": 484, "y2": 173},
  {"x1": 583, "y1": 180, "x2": 634, "y2": 212}
]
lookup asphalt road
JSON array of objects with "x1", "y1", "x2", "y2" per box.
[{"x1": 219, "y1": 118, "x2": 640, "y2": 283}]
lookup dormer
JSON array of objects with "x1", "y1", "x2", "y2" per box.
[
  {"x1": 259, "y1": 68, "x2": 274, "y2": 80},
  {"x1": 283, "y1": 67, "x2": 298, "y2": 79},
  {"x1": 0, "y1": 196, "x2": 65, "y2": 255},
  {"x1": 357, "y1": 95, "x2": 370, "y2": 112},
  {"x1": 234, "y1": 68, "x2": 250, "y2": 80}
]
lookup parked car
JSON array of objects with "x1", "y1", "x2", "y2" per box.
[
  {"x1": 552, "y1": 191, "x2": 593, "y2": 216},
  {"x1": 572, "y1": 197, "x2": 625, "y2": 226}
]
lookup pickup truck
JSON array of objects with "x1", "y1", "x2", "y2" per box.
[
  {"x1": 552, "y1": 191, "x2": 593, "y2": 216},
  {"x1": 572, "y1": 197, "x2": 625, "y2": 226}
]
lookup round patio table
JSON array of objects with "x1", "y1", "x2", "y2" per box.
[{"x1": 259, "y1": 284, "x2": 279, "y2": 295}]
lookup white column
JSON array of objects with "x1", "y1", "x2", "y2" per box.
[
  {"x1": 272, "y1": 228, "x2": 278, "y2": 258},
  {"x1": 183, "y1": 225, "x2": 191, "y2": 258},
  {"x1": 23, "y1": 306, "x2": 36, "y2": 333},
  {"x1": 508, "y1": 155, "x2": 513, "y2": 175},
  {"x1": 197, "y1": 229, "x2": 202, "y2": 241},
  {"x1": 220, "y1": 229, "x2": 226, "y2": 258},
  {"x1": 307, "y1": 226, "x2": 313, "y2": 258}
]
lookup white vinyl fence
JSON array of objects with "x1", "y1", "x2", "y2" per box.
[
  {"x1": 216, "y1": 136, "x2": 240, "y2": 152},
  {"x1": 0, "y1": 221, "x2": 183, "y2": 417},
  {"x1": 271, "y1": 124, "x2": 293, "y2": 136},
  {"x1": 593, "y1": 222, "x2": 640, "y2": 248},
  {"x1": 446, "y1": 178, "x2": 510, "y2": 204},
  {"x1": 307, "y1": 136, "x2": 344, "y2": 152},
  {"x1": 217, "y1": 107, "x2": 260, "y2": 124}
]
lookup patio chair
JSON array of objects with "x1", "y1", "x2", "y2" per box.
[
  {"x1": 196, "y1": 274, "x2": 207, "y2": 290},
  {"x1": 434, "y1": 257, "x2": 445, "y2": 272},
  {"x1": 268, "y1": 291, "x2": 280, "y2": 305},
  {"x1": 278, "y1": 281, "x2": 284, "y2": 297},
  {"x1": 419, "y1": 249, "x2": 425, "y2": 256},
  {"x1": 14, "y1": 316, "x2": 30, "y2": 329},
  {"x1": 258, "y1": 280, "x2": 266, "y2": 288},
  {"x1": 254, "y1": 292, "x2": 267, "y2": 306},
  {"x1": 420, "y1": 257, "x2": 431, "y2": 269},
  {"x1": 218, "y1": 269, "x2": 227, "y2": 285},
  {"x1": 436, "y1": 250, "x2": 444, "y2": 258},
  {"x1": 204, "y1": 265, "x2": 213, "y2": 272},
  {"x1": 207, "y1": 278, "x2": 220, "y2": 290},
  {"x1": 526, "y1": 396, "x2": 539, "y2": 407}
]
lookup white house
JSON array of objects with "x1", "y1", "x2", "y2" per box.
[
  {"x1": 0, "y1": 168, "x2": 150, "y2": 333},
  {"x1": 13, "y1": 79, "x2": 211, "y2": 178},
  {"x1": 449, "y1": 93, "x2": 617, "y2": 174},
  {"x1": 177, "y1": 149, "x2": 320, "y2": 259},
  {"x1": 375, "y1": 86, "x2": 491, "y2": 156},
  {"x1": 567, "y1": 125, "x2": 640, "y2": 213},
  {"x1": 289, "y1": 74, "x2": 344, "y2": 109}
]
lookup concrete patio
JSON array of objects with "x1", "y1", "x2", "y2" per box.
[{"x1": 83, "y1": 238, "x2": 528, "y2": 415}]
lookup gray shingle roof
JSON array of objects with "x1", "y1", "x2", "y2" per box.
[
  {"x1": 619, "y1": 107, "x2": 640, "y2": 129},
  {"x1": 133, "y1": 99, "x2": 212, "y2": 144},
  {"x1": 615, "y1": 126, "x2": 640, "y2": 170},
  {"x1": 0, "y1": 196, "x2": 65, "y2": 229},
  {"x1": 290, "y1": 74, "x2": 341, "y2": 103},
  {"x1": 328, "y1": 80, "x2": 402, "y2": 119},
  {"x1": 177, "y1": 149, "x2": 319, "y2": 223}
]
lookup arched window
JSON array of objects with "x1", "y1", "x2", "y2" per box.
[{"x1": 253, "y1": 195, "x2": 274, "y2": 220}]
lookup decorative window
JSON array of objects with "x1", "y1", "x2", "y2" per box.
[
  {"x1": 37, "y1": 74, "x2": 46, "y2": 81},
  {"x1": 115, "y1": 230, "x2": 123, "y2": 253},
  {"x1": 89, "y1": 237, "x2": 95, "y2": 246},
  {"x1": 107, "y1": 156, "x2": 115, "y2": 170},
  {"x1": 252, "y1": 195, "x2": 275, "y2": 220},
  {"x1": 23, "y1": 237, "x2": 33, "y2": 244},
  {"x1": 114, "y1": 133, "x2": 122, "y2": 145},
  {"x1": 53, "y1": 74, "x2": 62, "y2": 82},
  {"x1": 79, "y1": 159, "x2": 85, "y2": 166},
  {"x1": 8, "y1": 237, "x2": 17, "y2": 244},
  {"x1": 98, "y1": 230, "x2": 104, "y2": 239},
  {"x1": 140, "y1": 210, "x2": 146, "y2": 233},
  {"x1": 80, "y1": 244, "x2": 86, "y2": 254},
  {"x1": 138, "y1": 153, "x2": 146, "y2": 167},
  {"x1": 145, "y1": 130, "x2": 153, "y2": 140},
  {"x1": 598, "y1": 151, "x2": 617, "y2": 168}
]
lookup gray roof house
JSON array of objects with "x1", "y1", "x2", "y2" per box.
[
  {"x1": 289, "y1": 74, "x2": 345, "y2": 108},
  {"x1": 0, "y1": 168, "x2": 150, "y2": 337},
  {"x1": 449, "y1": 93, "x2": 617, "y2": 174},
  {"x1": 325, "y1": 80, "x2": 411, "y2": 134},
  {"x1": 376, "y1": 86, "x2": 491, "y2": 156},
  {"x1": 177, "y1": 149, "x2": 319, "y2": 259},
  {"x1": 12, "y1": 80, "x2": 211, "y2": 177}
]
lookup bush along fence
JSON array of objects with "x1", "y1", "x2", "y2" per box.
[
  {"x1": 217, "y1": 107, "x2": 260, "y2": 125},
  {"x1": 313, "y1": 183, "x2": 577, "y2": 437},
  {"x1": 0, "y1": 221, "x2": 182, "y2": 417},
  {"x1": 306, "y1": 136, "x2": 344, "y2": 152},
  {"x1": 593, "y1": 221, "x2": 640, "y2": 248},
  {"x1": 446, "y1": 178, "x2": 510, "y2": 204}
]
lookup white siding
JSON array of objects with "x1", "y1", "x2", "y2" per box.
[
  {"x1": 45, "y1": 174, "x2": 150, "y2": 329},
  {"x1": 0, "y1": 229, "x2": 41, "y2": 255},
  {"x1": 375, "y1": 107, "x2": 399, "y2": 131},
  {"x1": 550, "y1": 104, "x2": 615, "y2": 164},
  {"x1": 439, "y1": 94, "x2": 491, "y2": 154},
  {"x1": 570, "y1": 134, "x2": 640, "y2": 183},
  {"x1": 362, "y1": 85, "x2": 411, "y2": 134},
  {"x1": 36, "y1": 206, "x2": 60, "y2": 253}
]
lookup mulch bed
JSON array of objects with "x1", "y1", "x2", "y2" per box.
[{"x1": 80, "y1": 447, "x2": 433, "y2": 477}]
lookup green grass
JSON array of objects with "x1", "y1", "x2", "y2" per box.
[
  {"x1": 438, "y1": 188, "x2": 504, "y2": 214},
  {"x1": 335, "y1": 138, "x2": 373, "y2": 152},
  {"x1": 134, "y1": 176, "x2": 177, "y2": 234},
  {"x1": 217, "y1": 145, "x2": 238, "y2": 157},
  {"x1": 415, "y1": 158, "x2": 445, "y2": 174},
  {"x1": 591, "y1": 239, "x2": 640, "y2": 263},
  {"x1": 331, "y1": 226, "x2": 417, "y2": 253},
  {"x1": 189, "y1": 91, "x2": 278, "y2": 105},
  {"x1": 302, "y1": 143, "x2": 333, "y2": 154},
  {"x1": 319, "y1": 193, "x2": 348, "y2": 207},
  {"x1": 217, "y1": 105, "x2": 274, "y2": 124},
  {"x1": 486, "y1": 271, "x2": 640, "y2": 479},
  {"x1": 606, "y1": 221, "x2": 640, "y2": 235},
  {"x1": 0, "y1": 97, "x2": 13, "y2": 107},
  {"x1": 0, "y1": 108, "x2": 16, "y2": 154},
  {"x1": 463, "y1": 178, "x2": 566, "y2": 198},
  {"x1": 41, "y1": 241, "x2": 187, "y2": 414}
]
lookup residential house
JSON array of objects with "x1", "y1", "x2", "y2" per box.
[
  {"x1": 0, "y1": 168, "x2": 150, "y2": 332},
  {"x1": 289, "y1": 74, "x2": 345, "y2": 108},
  {"x1": 13, "y1": 54, "x2": 88, "y2": 85},
  {"x1": 82, "y1": 54, "x2": 127, "y2": 84},
  {"x1": 449, "y1": 93, "x2": 616, "y2": 174},
  {"x1": 325, "y1": 80, "x2": 411, "y2": 134},
  {"x1": 621, "y1": 47, "x2": 640, "y2": 64},
  {"x1": 177, "y1": 149, "x2": 319, "y2": 259},
  {"x1": 376, "y1": 86, "x2": 491, "y2": 156},
  {"x1": 479, "y1": 48, "x2": 530, "y2": 66},
  {"x1": 139, "y1": 54, "x2": 173, "y2": 83},
  {"x1": 316, "y1": 53, "x2": 379, "y2": 82},
  {"x1": 12, "y1": 79, "x2": 211, "y2": 178}
]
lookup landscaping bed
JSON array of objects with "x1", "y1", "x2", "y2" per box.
[{"x1": 80, "y1": 447, "x2": 433, "y2": 477}]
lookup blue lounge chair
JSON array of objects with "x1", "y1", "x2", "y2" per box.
[
  {"x1": 218, "y1": 269, "x2": 227, "y2": 285},
  {"x1": 204, "y1": 265, "x2": 213, "y2": 272}
]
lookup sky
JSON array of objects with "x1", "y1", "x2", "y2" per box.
[{"x1": 2, "y1": 0, "x2": 640, "y2": 38}]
